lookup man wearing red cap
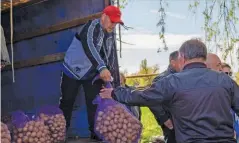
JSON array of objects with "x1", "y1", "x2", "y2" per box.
[{"x1": 59, "y1": 6, "x2": 123, "y2": 141}]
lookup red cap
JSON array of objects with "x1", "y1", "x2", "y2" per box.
[{"x1": 103, "y1": 6, "x2": 124, "y2": 25}]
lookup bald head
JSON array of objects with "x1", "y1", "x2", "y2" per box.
[{"x1": 205, "y1": 53, "x2": 222, "y2": 71}]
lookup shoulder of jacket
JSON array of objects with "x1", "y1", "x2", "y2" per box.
[{"x1": 155, "y1": 70, "x2": 169, "y2": 79}]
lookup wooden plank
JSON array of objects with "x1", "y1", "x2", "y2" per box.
[
  {"x1": 125, "y1": 73, "x2": 159, "y2": 79},
  {"x1": 2, "y1": 52, "x2": 65, "y2": 71},
  {"x1": 6, "y1": 12, "x2": 102, "y2": 44},
  {"x1": 1, "y1": 0, "x2": 48, "y2": 13}
]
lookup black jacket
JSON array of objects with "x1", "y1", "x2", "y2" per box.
[
  {"x1": 112, "y1": 62, "x2": 239, "y2": 143},
  {"x1": 150, "y1": 66, "x2": 177, "y2": 125},
  {"x1": 124, "y1": 85, "x2": 141, "y2": 120},
  {"x1": 153, "y1": 66, "x2": 177, "y2": 83}
]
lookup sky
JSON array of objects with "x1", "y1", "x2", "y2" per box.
[{"x1": 116, "y1": 0, "x2": 239, "y2": 74}]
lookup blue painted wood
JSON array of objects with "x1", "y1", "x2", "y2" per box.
[
  {"x1": 1, "y1": 0, "x2": 114, "y2": 138},
  {"x1": 1, "y1": 0, "x2": 105, "y2": 39}
]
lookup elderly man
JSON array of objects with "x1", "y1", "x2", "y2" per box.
[
  {"x1": 222, "y1": 63, "x2": 233, "y2": 77},
  {"x1": 151, "y1": 51, "x2": 180, "y2": 143},
  {"x1": 100, "y1": 39, "x2": 239, "y2": 143},
  {"x1": 59, "y1": 6, "x2": 123, "y2": 141},
  {"x1": 205, "y1": 53, "x2": 222, "y2": 71}
]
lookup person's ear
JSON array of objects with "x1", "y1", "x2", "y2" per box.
[
  {"x1": 170, "y1": 60, "x2": 176, "y2": 67},
  {"x1": 101, "y1": 13, "x2": 106, "y2": 23}
]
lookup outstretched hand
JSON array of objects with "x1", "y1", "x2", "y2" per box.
[
  {"x1": 100, "y1": 88, "x2": 114, "y2": 99},
  {"x1": 100, "y1": 68, "x2": 112, "y2": 82}
]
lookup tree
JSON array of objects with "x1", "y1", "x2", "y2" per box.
[
  {"x1": 235, "y1": 72, "x2": 239, "y2": 85},
  {"x1": 157, "y1": 0, "x2": 239, "y2": 65},
  {"x1": 126, "y1": 59, "x2": 159, "y2": 87}
]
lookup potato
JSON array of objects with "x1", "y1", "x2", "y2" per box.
[
  {"x1": 123, "y1": 119, "x2": 128, "y2": 124},
  {"x1": 17, "y1": 138, "x2": 22, "y2": 143},
  {"x1": 118, "y1": 123, "x2": 122, "y2": 128},
  {"x1": 116, "y1": 138, "x2": 121, "y2": 143},
  {"x1": 31, "y1": 132, "x2": 36, "y2": 137},
  {"x1": 34, "y1": 138, "x2": 38, "y2": 142},
  {"x1": 117, "y1": 133, "x2": 122, "y2": 138},
  {"x1": 18, "y1": 133, "x2": 23, "y2": 138},
  {"x1": 22, "y1": 136, "x2": 28, "y2": 142},
  {"x1": 112, "y1": 131, "x2": 117, "y2": 137},
  {"x1": 1, "y1": 122, "x2": 11, "y2": 143},
  {"x1": 103, "y1": 120, "x2": 110, "y2": 125},
  {"x1": 111, "y1": 124, "x2": 117, "y2": 130},
  {"x1": 108, "y1": 126, "x2": 112, "y2": 131},
  {"x1": 123, "y1": 124, "x2": 127, "y2": 129},
  {"x1": 28, "y1": 125, "x2": 33, "y2": 131},
  {"x1": 98, "y1": 111, "x2": 104, "y2": 116},
  {"x1": 122, "y1": 136, "x2": 127, "y2": 142}
]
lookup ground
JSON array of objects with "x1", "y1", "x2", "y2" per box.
[{"x1": 140, "y1": 107, "x2": 163, "y2": 143}]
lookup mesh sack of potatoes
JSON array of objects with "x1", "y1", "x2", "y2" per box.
[
  {"x1": 93, "y1": 95, "x2": 142, "y2": 143},
  {"x1": 1, "y1": 122, "x2": 11, "y2": 143},
  {"x1": 37, "y1": 105, "x2": 66, "y2": 143},
  {"x1": 11, "y1": 110, "x2": 51, "y2": 143}
]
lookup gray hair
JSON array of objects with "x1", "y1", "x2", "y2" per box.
[
  {"x1": 169, "y1": 51, "x2": 179, "y2": 62},
  {"x1": 179, "y1": 39, "x2": 207, "y2": 61}
]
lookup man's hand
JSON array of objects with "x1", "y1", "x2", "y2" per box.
[
  {"x1": 100, "y1": 88, "x2": 114, "y2": 98},
  {"x1": 100, "y1": 68, "x2": 111, "y2": 82},
  {"x1": 164, "y1": 119, "x2": 174, "y2": 130}
]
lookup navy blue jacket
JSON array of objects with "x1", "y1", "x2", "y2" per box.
[
  {"x1": 150, "y1": 66, "x2": 177, "y2": 125},
  {"x1": 112, "y1": 62, "x2": 239, "y2": 143},
  {"x1": 124, "y1": 85, "x2": 141, "y2": 120},
  {"x1": 63, "y1": 19, "x2": 114, "y2": 80}
]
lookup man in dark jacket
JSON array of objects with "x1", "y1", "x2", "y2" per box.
[
  {"x1": 100, "y1": 39, "x2": 239, "y2": 143},
  {"x1": 59, "y1": 6, "x2": 124, "y2": 140},
  {"x1": 150, "y1": 51, "x2": 180, "y2": 143}
]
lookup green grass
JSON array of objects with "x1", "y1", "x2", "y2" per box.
[{"x1": 140, "y1": 107, "x2": 163, "y2": 143}]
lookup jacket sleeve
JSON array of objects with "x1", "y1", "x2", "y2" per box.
[
  {"x1": 232, "y1": 80, "x2": 239, "y2": 116},
  {"x1": 152, "y1": 70, "x2": 167, "y2": 83},
  {"x1": 78, "y1": 21, "x2": 106, "y2": 72},
  {"x1": 149, "y1": 105, "x2": 170, "y2": 125},
  {"x1": 112, "y1": 76, "x2": 175, "y2": 107}
]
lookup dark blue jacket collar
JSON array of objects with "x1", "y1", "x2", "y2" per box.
[{"x1": 183, "y1": 62, "x2": 207, "y2": 70}]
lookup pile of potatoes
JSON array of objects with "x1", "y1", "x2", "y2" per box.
[
  {"x1": 12, "y1": 120, "x2": 51, "y2": 143},
  {"x1": 1, "y1": 122, "x2": 11, "y2": 143},
  {"x1": 95, "y1": 105, "x2": 142, "y2": 143},
  {"x1": 39, "y1": 113, "x2": 66, "y2": 143}
]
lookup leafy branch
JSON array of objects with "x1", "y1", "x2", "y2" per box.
[
  {"x1": 189, "y1": 0, "x2": 239, "y2": 64},
  {"x1": 157, "y1": 0, "x2": 168, "y2": 52}
]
